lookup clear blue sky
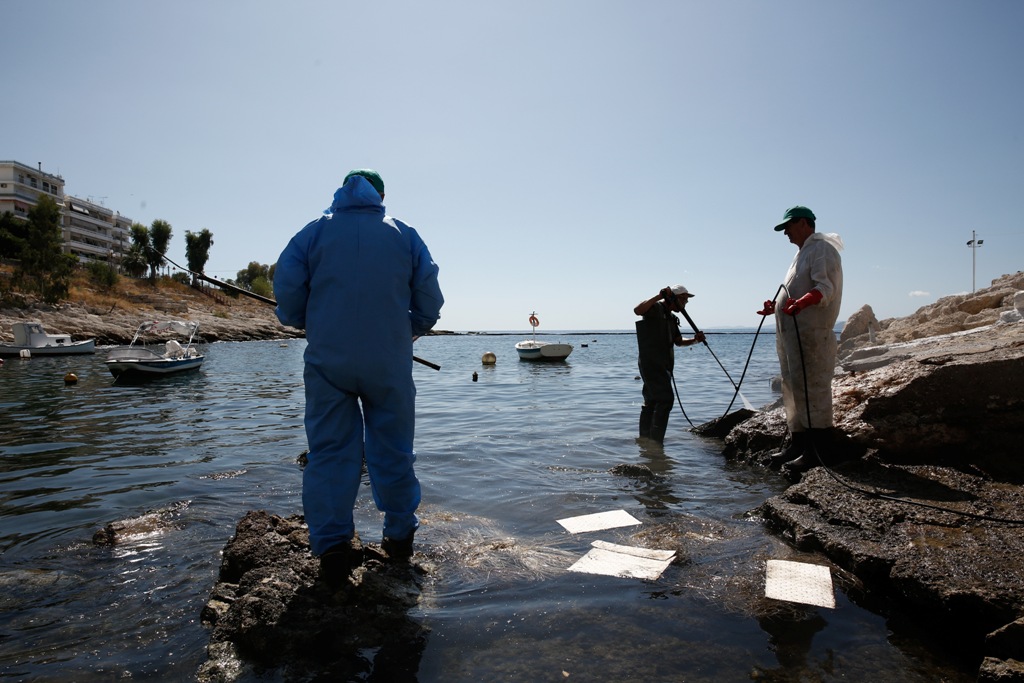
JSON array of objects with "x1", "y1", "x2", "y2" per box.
[{"x1": 5, "y1": 1, "x2": 1022, "y2": 331}]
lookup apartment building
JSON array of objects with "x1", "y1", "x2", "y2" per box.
[
  {"x1": 63, "y1": 196, "x2": 132, "y2": 262},
  {"x1": 0, "y1": 160, "x2": 65, "y2": 218},
  {"x1": 1, "y1": 159, "x2": 132, "y2": 263}
]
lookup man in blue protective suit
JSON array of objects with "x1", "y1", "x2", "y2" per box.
[
  {"x1": 757, "y1": 206, "x2": 843, "y2": 476},
  {"x1": 274, "y1": 169, "x2": 444, "y2": 584}
]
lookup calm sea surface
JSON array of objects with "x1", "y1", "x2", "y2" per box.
[{"x1": 0, "y1": 332, "x2": 974, "y2": 681}]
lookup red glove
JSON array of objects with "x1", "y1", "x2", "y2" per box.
[
  {"x1": 782, "y1": 289, "x2": 823, "y2": 315},
  {"x1": 757, "y1": 300, "x2": 775, "y2": 316}
]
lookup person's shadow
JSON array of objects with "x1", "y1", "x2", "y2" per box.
[
  {"x1": 259, "y1": 547, "x2": 429, "y2": 682},
  {"x1": 754, "y1": 607, "x2": 829, "y2": 678}
]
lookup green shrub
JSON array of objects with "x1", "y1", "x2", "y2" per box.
[{"x1": 87, "y1": 261, "x2": 119, "y2": 291}]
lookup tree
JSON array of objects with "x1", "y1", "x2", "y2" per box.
[
  {"x1": 250, "y1": 276, "x2": 273, "y2": 298},
  {"x1": 13, "y1": 195, "x2": 78, "y2": 303},
  {"x1": 0, "y1": 211, "x2": 27, "y2": 259},
  {"x1": 235, "y1": 261, "x2": 272, "y2": 291},
  {"x1": 130, "y1": 222, "x2": 150, "y2": 248},
  {"x1": 148, "y1": 219, "x2": 172, "y2": 281},
  {"x1": 184, "y1": 228, "x2": 214, "y2": 278},
  {"x1": 121, "y1": 223, "x2": 150, "y2": 278},
  {"x1": 87, "y1": 260, "x2": 119, "y2": 291}
]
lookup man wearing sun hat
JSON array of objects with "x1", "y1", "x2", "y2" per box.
[
  {"x1": 274, "y1": 169, "x2": 444, "y2": 584},
  {"x1": 634, "y1": 284, "x2": 706, "y2": 443},
  {"x1": 758, "y1": 206, "x2": 844, "y2": 474}
]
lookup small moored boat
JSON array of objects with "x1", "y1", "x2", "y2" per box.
[
  {"x1": 105, "y1": 321, "x2": 205, "y2": 379},
  {"x1": 0, "y1": 322, "x2": 96, "y2": 356},
  {"x1": 515, "y1": 312, "x2": 573, "y2": 361}
]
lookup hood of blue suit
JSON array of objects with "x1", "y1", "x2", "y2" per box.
[{"x1": 325, "y1": 175, "x2": 384, "y2": 215}]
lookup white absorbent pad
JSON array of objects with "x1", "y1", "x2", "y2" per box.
[
  {"x1": 556, "y1": 509, "x2": 642, "y2": 534},
  {"x1": 765, "y1": 559, "x2": 835, "y2": 609},
  {"x1": 567, "y1": 540, "x2": 676, "y2": 580}
]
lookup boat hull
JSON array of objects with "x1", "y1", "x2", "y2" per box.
[
  {"x1": 515, "y1": 341, "x2": 573, "y2": 361},
  {"x1": 105, "y1": 346, "x2": 204, "y2": 378},
  {"x1": 105, "y1": 356, "x2": 205, "y2": 377},
  {"x1": 0, "y1": 340, "x2": 96, "y2": 356}
]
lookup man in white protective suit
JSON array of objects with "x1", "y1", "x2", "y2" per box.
[{"x1": 757, "y1": 206, "x2": 843, "y2": 475}]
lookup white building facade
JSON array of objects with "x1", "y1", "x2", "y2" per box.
[
  {"x1": 0, "y1": 160, "x2": 65, "y2": 219},
  {"x1": 1, "y1": 159, "x2": 132, "y2": 263},
  {"x1": 63, "y1": 196, "x2": 132, "y2": 262}
]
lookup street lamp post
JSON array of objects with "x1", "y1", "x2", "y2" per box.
[{"x1": 966, "y1": 230, "x2": 984, "y2": 292}]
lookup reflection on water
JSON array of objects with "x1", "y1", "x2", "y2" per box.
[{"x1": 0, "y1": 335, "x2": 976, "y2": 681}]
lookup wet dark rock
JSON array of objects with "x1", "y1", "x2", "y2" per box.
[
  {"x1": 92, "y1": 501, "x2": 190, "y2": 546},
  {"x1": 712, "y1": 274, "x2": 1024, "y2": 680},
  {"x1": 198, "y1": 510, "x2": 429, "y2": 682},
  {"x1": 985, "y1": 617, "x2": 1024, "y2": 662},
  {"x1": 689, "y1": 407, "x2": 757, "y2": 438},
  {"x1": 829, "y1": 323, "x2": 1024, "y2": 483},
  {"x1": 609, "y1": 463, "x2": 656, "y2": 477},
  {"x1": 978, "y1": 654, "x2": 1024, "y2": 683}
]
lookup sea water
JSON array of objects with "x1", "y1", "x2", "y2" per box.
[{"x1": 0, "y1": 332, "x2": 974, "y2": 681}]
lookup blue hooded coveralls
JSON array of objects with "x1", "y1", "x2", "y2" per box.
[{"x1": 273, "y1": 175, "x2": 444, "y2": 556}]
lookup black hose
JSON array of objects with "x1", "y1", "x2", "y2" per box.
[
  {"x1": 659, "y1": 307, "x2": 695, "y2": 429},
  {"x1": 673, "y1": 306, "x2": 754, "y2": 426},
  {"x1": 151, "y1": 249, "x2": 441, "y2": 371},
  {"x1": 679, "y1": 308, "x2": 742, "y2": 392},
  {"x1": 721, "y1": 284, "x2": 786, "y2": 418},
  {"x1": 670, "y1": 369, "x2": 695, "y2": 428},
  {"x1": 791, "y1": 309, "x2": 814, "y2": 433}
]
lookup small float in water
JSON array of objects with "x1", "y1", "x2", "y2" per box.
[{"x1": 515, "y1": 312, "x2": 573, "y2": 361}]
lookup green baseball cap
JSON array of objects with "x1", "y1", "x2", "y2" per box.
[
  {"x1": 774, "y1": 205, "x2": 816, "y2": 231},
  {"x1": 343, "y1": 169, "x2": 385, "y2": 195}
]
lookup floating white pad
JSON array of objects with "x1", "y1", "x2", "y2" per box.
[
  {"x1": 568, "y1": 540, "x2": 676, "y2": 580},
  {"x1": 556, "y1": 509, "x2": 642, "y2": 534},
  {"x1": 765, "y1": 559, "x2": 835, "y2": 609}
]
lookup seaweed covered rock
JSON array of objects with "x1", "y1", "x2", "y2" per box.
[{"x1": 197, "y1": 510, "x2": 428, "y2": 682}]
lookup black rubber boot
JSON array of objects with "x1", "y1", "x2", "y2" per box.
[
  {"x1": 782, "y1": 454, "x2": 812, "y2": 475},
  {"x1": 782, "y1": 429, "x2": 835, "y2": 478},
  {"x1": 801, "y1": 428, "x2": 832, "y2": 465},
  {"x1": 382, "y1": 533, "x2": 415, "y2": 562},
  {"x1": 639, "y1": 405, "x2": 655, "y2": 439},
  {"x1": 768, "y1": 431, "x2": 808, "y2": 469},
  {"x1": 649, "y1": 403, "x2": 672, "y2": 443},
  {"x1": 319, "y1": 541, "x2": 355, "y2": 586}
]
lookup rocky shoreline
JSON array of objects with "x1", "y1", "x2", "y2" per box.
[
  {"x1": 16, "y1": 271, "x2": 1024, "y2": 680},
  {"x1": 720, "y1": 271, "x2": 1024, "y2": 682},
  {"x1": 0, "y1": 279, "x2": 303, "y2": 346}
]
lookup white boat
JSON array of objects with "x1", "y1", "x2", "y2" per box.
[
  {"x1": 105, "y1": 321, "x2": 205, "y2": 379},
  {"x1": 515, "y1": 312, "x2": 573, "y2": 361},
  {"x1": 0, "y1": 322, "x2": 96, "y2": 356}
]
